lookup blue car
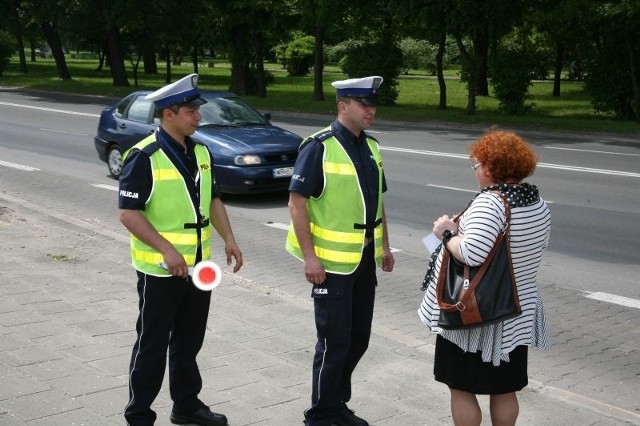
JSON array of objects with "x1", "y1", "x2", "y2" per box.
[{"x1": 94, "y1": 90, "x2": 303, "y2": 194}]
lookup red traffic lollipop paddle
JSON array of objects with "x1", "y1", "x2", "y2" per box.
[{"x1": 191, "y1": 261, "x2": 222, "y2": 291}]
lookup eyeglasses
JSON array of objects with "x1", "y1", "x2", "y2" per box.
[{"x1": 471, "y1": 162, "x2": 482, "y2": 171}]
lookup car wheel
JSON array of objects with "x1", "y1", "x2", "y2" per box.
[{"x1": 107, "y1": 145, "x2": 123, "y2": 179}]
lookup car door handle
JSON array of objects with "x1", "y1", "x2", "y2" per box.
[
  {"x1": 118, "y1": 123, "x2": 126, "y2": 128},
  {"x1": 148, "y1": 130, "x2": 154, "y2": 134}
]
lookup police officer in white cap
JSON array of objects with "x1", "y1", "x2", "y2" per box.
[
  {"x1": 286, "y1": 76, "x2": 395, "y2": 426},
  {"x1": 119, "y1": 74, "x2": 243, "y2": 426}
]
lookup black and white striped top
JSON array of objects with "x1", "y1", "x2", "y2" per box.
[{"x1": 418, "y1": 190, "x2": 551, "y2": 366}]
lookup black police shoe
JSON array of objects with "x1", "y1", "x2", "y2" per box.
[
  {"x1": 170, "y1": 406, "x2": 228, "y2": 426},
  {"x1": 332, "y1": 405, "x2": 369, "y2": 426}
]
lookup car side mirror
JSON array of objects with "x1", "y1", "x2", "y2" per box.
[{"x1": 263, "y1": 112, "x2": 271, "y2": 122}]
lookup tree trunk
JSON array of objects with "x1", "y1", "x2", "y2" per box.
[
  {"x1": 165, "y1": 46, "x2": 171, "y2": 83},
  {"x1": 173, "y1": 48, "x2": 182, "y2": 66},
  {"x1": 29, "y1": 39, "x2": 36, "y2": 62},
  {"x1": 455, "y1": 33, "x2": 476, "y2": 115},
  {"x1": 143, "y1": 43, "x2": 158, "y2": 74},
  {"x1": 94, "y1": 0, "x2": 129, "y2": 86},
  {"x1": 229, "y1": 24, "x2": 248, "y2": 95},
  {"x1": 10, "y1": 1, "x2": 27, "y2": 73},
  {"x1": 436, "y1": 30, "x2": 447, "y2": 110},
  {"x1": 553, "y1": 42, "x2": 564, "y2": 97},
  {"x1": 96, "y1": 42, "x2": 106, "y2": 71},
  {"x1": 254, "y1": 29, "x2": 267, "y2": 98},
  {"x1": 311, "y1": 25, "x2": 325, "y2": 102},
  {"x1": 193, "y1": 43, "x2": 199, "y2": 75},
  {"x1": 473, "y1": 30, "x2": 489, "y2": 96},
  {"x1": 40, "y1": 21, "x2": 71, "y2": 80},
  {"x1": 624, "y1": 32, "x2": 640, "y2": 124},
  {"x1": 105, "y1": 27, "x2": 129, "y2": 86}
]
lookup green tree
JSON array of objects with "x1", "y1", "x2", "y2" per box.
[
  {"x1": 583, "y1": 1, "x2": 640, "y2": 122},
  {"x1": 21, "y1": 0, "x2": 73, "y2": 80},
  {"x1": 94, "y1": 0, "x2": 129, "y2": 86},
  {"x1": 0, "y1": 29, "x2": 16, "y2": 76},
  {"x1": 448, "y1": 0, "x2": 537, "y2": 114},
  {"x1": 399, "y1": 0, "x2": 455, "y2": 110},
  {"x1": 295, "y1": 0, "x2": 343, "y2": 101},
  {"x1": 533, "y1": 0, "x2": 592, "y2": 97},
  {"x1": 212, "y1": 0, "x2": 281, "y2": 96},
  {"x1": 6, "y1": 0, "x2": 27, "y2": 73}
]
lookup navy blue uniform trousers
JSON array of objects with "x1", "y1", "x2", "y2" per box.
[
  {"x1": 305, "y1": 243, "x2": 376, "y2": 424},
  {"x1": 124, "y1": 272, "x2": 211, "y2": 426}
]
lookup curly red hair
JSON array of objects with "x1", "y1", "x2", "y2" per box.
[{"x1": 469, "y1": 130, "x2": 538, "y2": 183}]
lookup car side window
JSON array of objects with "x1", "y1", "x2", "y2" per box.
[
  {"x1": 115, "y1": 97, "x2": 133, "y2": 118},
  {"x1": 127, "y1": 97, "x2": 154, "y2": 123}
]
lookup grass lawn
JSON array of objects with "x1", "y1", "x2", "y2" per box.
[{"x1": 1, "y1": 56, "x2": 638, "y2": 136}]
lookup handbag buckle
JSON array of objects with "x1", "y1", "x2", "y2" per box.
[{"x1": 454, "y1": 301, "x2": 466, "y2": 311}]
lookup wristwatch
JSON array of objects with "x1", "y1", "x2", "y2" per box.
[{"x1": 442, "y1": 229, "x2": 456, "y2": 247}]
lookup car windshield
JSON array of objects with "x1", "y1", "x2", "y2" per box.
[{"x1": 198, "y1": 95, "x2": 267, "y2": 127}]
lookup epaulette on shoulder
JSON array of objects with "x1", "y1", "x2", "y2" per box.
[
  {"x1": 314, "y1": 129, "x2": 334, "y2": 142},
  {"x1": 299, "y1": 129, "x2": 334, "y2": 152},
  {"x1": 140, "y1": 141, "x2": 161, "y2": 156}
]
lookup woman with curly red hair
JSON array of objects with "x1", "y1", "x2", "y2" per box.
[{"x1": 419, "y1": 130, "x2": 551, "y2": 426}]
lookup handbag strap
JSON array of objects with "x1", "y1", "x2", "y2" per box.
[{"x1": 436, "y1": 192, "x2": 512, "y2": 312}]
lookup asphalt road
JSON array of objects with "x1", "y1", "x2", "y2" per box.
[{"x1": 1, "y1": 87, "x2": 640, "y2": 423}]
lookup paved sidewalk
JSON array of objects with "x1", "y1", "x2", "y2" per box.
[{"x1": 0, "y1": 195, "x2": 637, "y2": 425}]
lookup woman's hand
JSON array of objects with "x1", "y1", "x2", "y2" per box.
[{"x1": 432, "y1": 215, "x2": 459, "y2": 240}]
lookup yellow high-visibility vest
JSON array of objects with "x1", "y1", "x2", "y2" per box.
[
  {"x1": 127, "y1": 135, "x2": 213, "y2": 276},
  {"x1": 286, "y1": 129, "x2": 384, "y2": 274}
]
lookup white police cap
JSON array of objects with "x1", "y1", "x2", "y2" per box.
[
  {"x1": 145, "y1": 73, "x2": 207, "y2": 109},
  {"x1": 331, "y1": 76, "x2": 384, "y2": 106}
]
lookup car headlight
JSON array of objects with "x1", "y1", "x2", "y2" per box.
[{"x1": 234, "y1": 155, "x2": 262, "y2": 165}]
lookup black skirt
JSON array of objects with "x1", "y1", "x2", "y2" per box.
[{"x1": 434, "y1": 334, "x2": 528, "y2": 395}]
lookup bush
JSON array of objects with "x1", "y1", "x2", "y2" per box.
[
  {"x1": 279, "y1": 35, "x2": 315, "y2": 77},
  {"x1": 399, "y1": 38, "x2": 437, "y2": 75},
  {"x1": 584, "y1": 33, "x2": 638, "y2": 120},
  {"x1": 339, "y1": 38, "x2": 403, "y2": 105},
  {"x1": 0, "y1": 30, "x2": 16, "y2": 76},
  {"x1": 325, "y1": 39, "x2": 364, "y2": 64},
  {"x1": 489, "y1": 42, "x2": 539, "y2": 115}
]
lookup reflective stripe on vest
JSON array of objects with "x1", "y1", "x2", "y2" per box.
[
  {"x1": 286, "y1": 131, "x2": 384, "y2": 274},
  {"x1": 128, "y1": 134, "x2": 213, "y2": 276}
]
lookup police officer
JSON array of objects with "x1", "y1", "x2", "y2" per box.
[
  {"x1": 119, "y1": 74, "x2": 243, "y2": 426},
  {"x1": 286, "y1": 76, "x2": 395, "y2": 426}
]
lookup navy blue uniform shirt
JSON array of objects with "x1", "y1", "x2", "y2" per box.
[
  {"x1": 118, "y1": 127, "x2": 220, "y2": 211},
  {"x1": 289, "y1": 120, "x2": 387, "y2": 231}
]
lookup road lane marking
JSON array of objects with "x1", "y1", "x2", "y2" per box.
[
  {"x1": 40, "y1": 128, "x2": 90, "y2": 136},
  {"x1": 266, "y1": 222, "x2": 290, "y2": 231},
  {"x1": 381, "y1": 146, "x2": 640, "y2": 178},
  {"x1": 425, "y1": 184, "x2": 555, "y2": 203},
  {"x1": 427, "y1": 184, "x2": 476, "y2": 193},
  {"x1": 545, "y1": 146, "x2": 640, "y2": 157},
  {"x1": 0, "y1": 101, "x2": 100, "y2": 117},
  {"x1": 585, "y1": 292, "x2": 640, "y2": 309},
  {"x1": 91, "y1": 183, "x2": 118, "y2": 191},
  {"x1": 0, "y1": 160, "x2": 40, "y2": 171},
  {"x1": 537, "y1": 162, "x2": 640, "y2": 177}
]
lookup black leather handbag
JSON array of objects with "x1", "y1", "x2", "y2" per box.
[{"x1": 436, "y1": 193, "x2": 522, "y2": 329}]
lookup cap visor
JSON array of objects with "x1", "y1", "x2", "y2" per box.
[
  {"x1": 181, "y1": 97, "x2": 207, "y2": 107},
  {"x1": 348, "y1": 95, "x2": 378, "y2": 106}
]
